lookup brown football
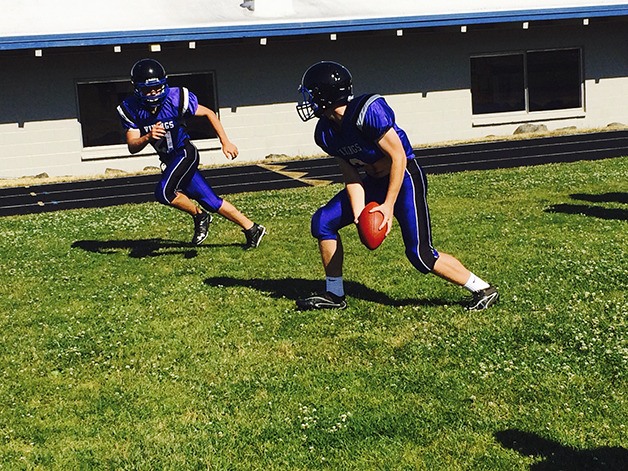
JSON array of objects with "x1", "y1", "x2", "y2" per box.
[{"x1": 357, "y1": 201, "x2": 387, "y2": 250}]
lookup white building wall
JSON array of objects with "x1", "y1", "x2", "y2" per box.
[
  {"x1": 585, "y1": 76, "x2": 628, "y2": 125},
  {"x1": 1, "y1": 120, "x2": 82, "y2": 177},
  {"x1": 217, "y1": 102, "x2": 321, "y2": 164},
  {"x1": 0, "y1": 18, "x2": 627, "y2": 178}
]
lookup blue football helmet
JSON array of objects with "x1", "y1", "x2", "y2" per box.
[
  {"x1": 131, "y1": 58, "x2": 169, "y2": 108},
  {"x1": 297, "y1": 61, "x2": 353, "y2": 121}
]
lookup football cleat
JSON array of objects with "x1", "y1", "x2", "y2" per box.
[
  {"x1": 192, "y1": 212, "x2": 212, "y2": 245},
  {"x1": 243, "y1": 223, "x2": 266, "y2": 249},
  {"x1": 296, "y1": 291, "x2": 347, "y2": 310},
  {"x1": 466, "y1": 286, "x2": 499, "y2": 311}
]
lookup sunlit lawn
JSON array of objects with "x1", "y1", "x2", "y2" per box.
[{"x1": 0, "y1": 157, "x2": 626, "y2": 469}]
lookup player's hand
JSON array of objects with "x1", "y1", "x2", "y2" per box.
[
  {"x1": 222, "y1": 141, "x2": 239, "y2": 160},
  {"x1": 372, "y1": 202, "x2": 393, "y2": 235},
  {"x1": 148, "y1": 122, "x2": 166, "y2": 142}
]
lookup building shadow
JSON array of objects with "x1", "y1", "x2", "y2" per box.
[
  {"x1": 204, "y1": 276, "x2": 451, "y2": 308},
  {"x1": 495, "y1": 429, "x2": 628, "y2": 470},
  {"x1": 545, "y1": 192, "x2": 628, "y2": 220},
  {"x1": 71, "y1": 238, "x2": 240, "y2": 259}
]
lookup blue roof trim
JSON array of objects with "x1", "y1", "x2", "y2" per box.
[{"x1": 2, "y1": 5, "x2": 627, "y2": 50}]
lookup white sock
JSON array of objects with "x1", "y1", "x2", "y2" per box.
[
  {"x1": 326, "y1": 276, "x2": 344, "y2": 297},
  {"x1": 463, "y1": 273, "x2": 490, "y2": 293}
]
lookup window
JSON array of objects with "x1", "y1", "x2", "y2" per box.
[
  {"x1": 470, "y1": 48, "x2": 582, "y2": 115},
  {"x1": 527, "y1": 49, "x2": 581, "y2": 111},
  {"x1": 470, "y1": 54, "x2": 525, "y2": 114},
  {"x1": 77, "y1": 72, "x2": 218, "y2": 148}
]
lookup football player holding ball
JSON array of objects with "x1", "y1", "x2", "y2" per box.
[{"x1": 295, "y1": 61, "x2": 498, "y2": 311}]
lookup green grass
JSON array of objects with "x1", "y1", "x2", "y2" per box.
[{"x1": 0, "y1": 157, "x2": 626, "y2": 470}]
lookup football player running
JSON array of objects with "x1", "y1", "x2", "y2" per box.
[
  {"x1": 117, "y1": 58, "x2": 266, "y2": 249},
  {"x1": 295, "y1": 61, "x2": 498, "y2": 311}
]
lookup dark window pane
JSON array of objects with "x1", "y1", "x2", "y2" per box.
[
  {"x1": 77, "y1": 72, "x2": 217, "y2": 148},
  {"x1": 471, "y1": 54, "x2": 525, "y2": 114},
  {"x1": 77, "y1": 81, "x2": 131, "y2": 147},
  {"x1": 527, "y1": 49, "x2": 582, "y2": 111}
]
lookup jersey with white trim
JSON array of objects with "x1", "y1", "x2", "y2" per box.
[
  {"x1": 314, "y1": 94, "x2": 415, "y2": 167},
  {"x1": 117, "y1": 87, "x2": 198, "y2": 162}
]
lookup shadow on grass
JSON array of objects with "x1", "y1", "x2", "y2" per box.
[
  {"x1": 204, "y1": 276, "x2": 451, "y2": 307},
  {"x1": 495, "y1": 429, "x2": 628, "y2": 470},
  {"x1": 571, "y1": 192, "x2": 628, "y2": 204},
  {"x1": 71, "y1": 238, "x2": 240, "y2": 259},
  {"x1": 545, "y1": 192, "x2": 628, "y2": 220}
]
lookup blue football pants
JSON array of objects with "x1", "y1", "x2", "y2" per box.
[
  {"x1": 155, "y1": 141, "x2": 223, "y2": 212},
  {"x1": 311, "y1": 158, "x2": 439, "y2": 273}
]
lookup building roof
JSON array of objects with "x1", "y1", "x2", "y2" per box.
[{"x1": 3, "y1": 0, "x2": 628, "y2": 50}]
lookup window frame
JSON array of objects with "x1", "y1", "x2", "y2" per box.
[{"x1": 470, "y1": 47, "x2": 585, "y2": 126}]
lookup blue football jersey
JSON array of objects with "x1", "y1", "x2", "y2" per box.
[
  {"x1": 117, "y1": 87, "x2": 198, "y2": 162},
  {"x1": 314, "y1": 94, "x2": 415, "y2": 167}
]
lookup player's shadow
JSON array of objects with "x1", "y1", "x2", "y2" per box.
[
  {"x1": 204, "y1": 276, "x2": 450, "y2": 307},
  {"x1": 71, "y1": 238, "x2": 239, "y2": 259},
  {"x1": 545, "y1": 192, "x2": 628, "y2": 220},
  {"x1": 495, "y1": 429, "x2": 628, "y2": 470},
  {"x1": 571, "y1": 192, "x2": 628, "y2": 204}
]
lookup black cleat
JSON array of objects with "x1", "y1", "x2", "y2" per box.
[
  {"x1": 243, "y1": 223, "x2": 266, "y2": 249},
  {"x1": 192, "y1": 212, "x2": 212, "y2": 245},
  {"x1": 466, "y1": 286, "x2": 499, "y2": 311},
  {"x1": 296, "y1": 291, "x2": 347, "y2": 310}
]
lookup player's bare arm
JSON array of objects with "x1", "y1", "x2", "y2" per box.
[
  {"x1": 336, "y1": 157, "x2": 366, "y2": 223},
  {"x1": 195, "y1": 104, "x2": 239, "y2": 160},
  {"x1": 374, "y1": 128, "x2": 407, "y2": 232},
  {"x1": 125, "y1": 124, "x2": 165, "y2": 154}
]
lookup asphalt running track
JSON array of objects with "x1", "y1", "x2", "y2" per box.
[{"x1": 1, "y1": 129, "x2": 627, "y2": 217}]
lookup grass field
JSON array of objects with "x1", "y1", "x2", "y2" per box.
[{"x1": 0, "y1": 157, "x2": 626, "y2": 470}]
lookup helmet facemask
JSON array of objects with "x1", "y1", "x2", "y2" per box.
[
  {"x1": 296, "y1": 85, "x2": 320, "y2": 122},
  {"x1": 134, "y1": 78, "x2": 169, "y2": 108}
]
